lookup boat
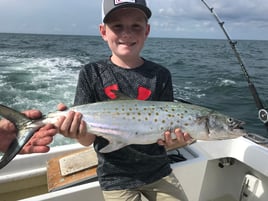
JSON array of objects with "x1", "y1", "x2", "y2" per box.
[
  {"x1": 1, "y1": 133, "x2": 268, "y2": 201},
  {"x1": 1, "y1": 1, "x2": 268, "y2": 200}
]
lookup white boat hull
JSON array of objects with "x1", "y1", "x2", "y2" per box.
[{"x1": 1, "y1": 136, "x2": 268, "y2": 201}]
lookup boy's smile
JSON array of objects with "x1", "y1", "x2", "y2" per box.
[
  {"x1": 117, "y1": 39, "x2": 137, "y2": 49},
  {"x1": 118, "y1": 41, "x2": 136, "y2": 47}
]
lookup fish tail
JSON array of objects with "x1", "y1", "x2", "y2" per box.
[{"x1": 0, "y1": 104, "x2": 40, "y2": 169}]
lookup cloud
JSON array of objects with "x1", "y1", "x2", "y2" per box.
[{"x1": 147, "y1": 0, "x2": 268, "y2": 39}]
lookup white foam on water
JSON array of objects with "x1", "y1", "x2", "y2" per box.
[
  {"x1": 29, "y1": 57, "x2": 82, "y2": 69},
  {"x1": 1, "y1": 56, "x2": 82, "y2": 113},
  {"x1": 219, "y1": 79, "x2": 236, "y2": 86}
]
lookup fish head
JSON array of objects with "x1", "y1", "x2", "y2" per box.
[{"x1": 206, "y1": 113, "x2": 247, "y2": 140}]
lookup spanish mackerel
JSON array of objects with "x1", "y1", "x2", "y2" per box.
[{"x1": 0, "y1": 100, "x2": 246, "y2": 169}]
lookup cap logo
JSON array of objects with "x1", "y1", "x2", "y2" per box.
[{"x1": 115, "y1": 0, "x2": 135, "y2": 5}]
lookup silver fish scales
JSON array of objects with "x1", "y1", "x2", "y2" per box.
[{"x1": 39, "y1": 100, "x2": 246, "y2": 152}]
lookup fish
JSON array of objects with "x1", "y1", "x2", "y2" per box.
[{"x1": 0, "y1": 100, "x2": 246, "y2": 169}]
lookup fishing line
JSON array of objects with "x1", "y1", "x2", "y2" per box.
[{"x1": 201, "y1": 0, "x2": 268, "y2": 133}]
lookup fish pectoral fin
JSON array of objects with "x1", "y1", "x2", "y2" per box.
[{"x1": 99, "y1": 140, "x2": 128, "y2": 153}]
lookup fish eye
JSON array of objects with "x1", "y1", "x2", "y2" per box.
[{"x1": 227, "y1": 118, "x2": 234, "y2": 124}]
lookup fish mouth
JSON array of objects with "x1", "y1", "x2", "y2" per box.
[
  {"x1": 232, "y1": 121, "x2": 245, "y2": 130},
  {"x1": 229, "y1": 121, "x2": 247, "y2": 137}
]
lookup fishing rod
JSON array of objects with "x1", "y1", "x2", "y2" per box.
[{"x1": 201, "y1": 0, "x2": 268, "y2": 133}]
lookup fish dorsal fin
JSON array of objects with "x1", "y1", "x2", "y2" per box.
[{"x1": 110, "y1": 90, "x2": 133, "y2": 101}]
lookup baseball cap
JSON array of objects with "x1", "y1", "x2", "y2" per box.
[{"x1": 102, "y1": 0, "x2": 152, "y2": 23}]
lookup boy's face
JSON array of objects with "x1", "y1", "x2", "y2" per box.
[{"x1": 100, "y1": 8, "x2": 150, "y2": 64}]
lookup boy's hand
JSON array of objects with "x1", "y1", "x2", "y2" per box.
[
  {"x1": 55, "y1": 103, "x2": 96, "y2": 146},
  {"x1": 158, "y1": 128, "x2": 195, "y2": 151}
]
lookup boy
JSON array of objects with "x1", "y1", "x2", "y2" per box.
[{"x1": 56, "y1": 0, "x2": 190, "y2": 200}]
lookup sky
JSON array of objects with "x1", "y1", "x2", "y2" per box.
[{"x1": 0, "y1": 0, "x2": 268, "y2": 40}]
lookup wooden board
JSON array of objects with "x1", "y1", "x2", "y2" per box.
[
  {"x1": 47, "y1": 147, "x2": 98, "y2": 192},
  {"x1": 59, "y1": 148, "x2": 98, "y2": 176}
]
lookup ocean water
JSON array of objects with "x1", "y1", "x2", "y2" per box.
[{"x1": 0, "y1": 33, "x2": 267, "y2": 146}]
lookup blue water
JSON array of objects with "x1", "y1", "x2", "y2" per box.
[{"x1": 0, "y1": 33, "x2": 267, "y2": 146}]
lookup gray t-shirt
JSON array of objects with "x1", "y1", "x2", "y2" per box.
[{"x1": 74, "y1": 58, "x2": 174, "y2": 190}]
